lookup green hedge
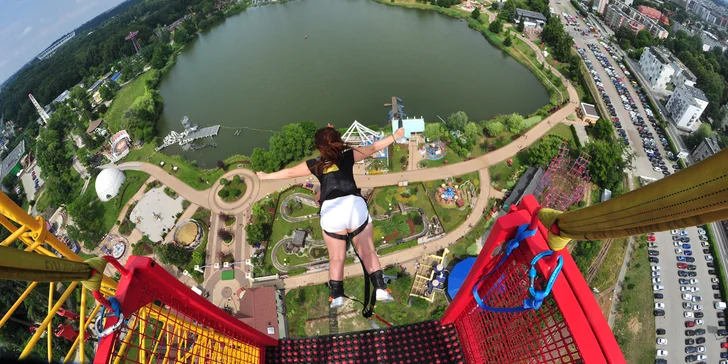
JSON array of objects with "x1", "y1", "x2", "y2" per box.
[
  {"x1": 705, "y1": 224, "x2": 728, "y2": 318},
  {"x1": 569, "y1": 124, "x2": 582, "y2": 148},
  {"x1": 571, "y1": 0, "x2": 588, "y2": 16}
]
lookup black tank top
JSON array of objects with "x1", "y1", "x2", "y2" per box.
[{"x1": 306, "y1": 149, "x2": 361, "y2": 205}]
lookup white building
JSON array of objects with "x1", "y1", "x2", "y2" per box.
[
  {"x1": 514, "y1": 9, "x2": 547, "y2": 29},
  {"x1": 639, "y1": 48, "x2": 674, "y2": 90},
  {"x1": 672, "y1": 68, "x2": 697, "y2": 88},
  {"x1": 594, "y1": 0, "x2": 609, "y2": 15},
  {"x1": 665, "y1": 84, "x2": 709, "y2": 132},
  {"x1": 95, "y1": 168, "x2": 126, "y2": 202},
  {"x1": 392, "y1": 117, "x2": 425, "y2": 143},
  {"x1": 37, "y1": 32, "x2": 75, "y2": 60}
]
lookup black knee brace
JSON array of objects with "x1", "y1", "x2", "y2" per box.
[
  {"x1": 369, "y1": 270, "x2": 387, "y2": 290},
  {"x1": 329, "y1": 280, "x2": 344, "y2": 298}
]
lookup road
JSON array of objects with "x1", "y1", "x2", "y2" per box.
[{"x1": 553, "y1": 1, "x2": 727, "y2": 360}]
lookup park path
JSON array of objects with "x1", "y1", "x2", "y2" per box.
[{"x1": 109, "y1": 17, "x2": 581, "y2": 291}]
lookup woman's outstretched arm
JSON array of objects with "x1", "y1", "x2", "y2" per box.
[
  {"x1": 352, "y1": 127, "x2": 405, "y2": 162},
  {"x1": 256, "y1": 161, "x2": 311, "y2": 181}
]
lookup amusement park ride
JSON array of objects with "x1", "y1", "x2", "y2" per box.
[{"x1": 0, "y1": 149, "x2": 727, "y2": 363}]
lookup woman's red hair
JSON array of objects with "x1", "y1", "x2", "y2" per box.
[{"x1": 312, "y1": 126, "x2": 352, "y2": 174}]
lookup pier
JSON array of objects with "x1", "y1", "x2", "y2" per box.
[{"x1": 156, "y1": 116, "x2": 221, "y2": 151}]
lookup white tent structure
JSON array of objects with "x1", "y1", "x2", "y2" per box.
[
  {"x1": 96, "y1": 168, "x2": 126, "y2": 202},
  {"x1": 342, "y1": 121, "x2": 388, "y2": 162}
]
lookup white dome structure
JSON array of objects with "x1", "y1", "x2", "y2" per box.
[{"x1": 96, "y1": 168, "x2": 126, "y2": 202}]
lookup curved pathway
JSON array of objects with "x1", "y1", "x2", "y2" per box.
[
  {"x1": 279, "y1": 193, "x2": 319, "y2": 223},
  {"x1": 110, "y1": 31, "x2": 581, "y2": 291}
]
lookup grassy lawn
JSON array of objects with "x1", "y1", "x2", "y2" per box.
[
  {"x1": 390, "y1": 143, "x2": 409, "y2": 172},
  {"x1": 448, "y1": 198, "x2": 498, "y2": 260},
  {"x1": 489, "y1": 123, "x2": 575, "y2": 190},
  {"x1": 612, "y1": 236, "x2": 654, "y2": 364},
  {"x1": 126, "y1": 143, "x2": 248, "y2": 190},
  {"x1": 423, "y1": 172, "x2": 479, "y2": 232},
  {"x1": 589, "y1": 238, "x2": 628, "y2": 291},
  {"x1": 285, "y1": 266, "x2": 448, "y2": 337},
  {"x1": 218, "y1": 175, "x2": 247, "y2": 202},
  {"x1": 88, "y1": 170, "x2": 149, "y2": 234},
  {"x1": 282, "y1": 187, "x2": 318, "y2": 218},
  {"x1": 105, "y1": 72, "x2": 155, "y2": 133},
  {"x1": 261, "y1": 188, "x2": 323, "y2": 274},
  {"x1": 422, "y1": 145, "x2": 464, "y2": 168},
  {"x1": 369, "y1": 183, "x2": 437, "y2": 219}
]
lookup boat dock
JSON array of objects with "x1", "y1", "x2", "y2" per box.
[{"x1": 156, "y1": 116, "x2": 221, "y2": 151}]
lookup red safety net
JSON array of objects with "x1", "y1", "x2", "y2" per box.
[
  {"x1": 266, "y1": 321, "x2": 464, "y2": 363},
  {"x1": 95, "y1": 195, "x2": 624, "y2": 363},
  {"x1": 95, "y1": 257, "x2": 276, "y2": 364},
  {"x1": 441, "y1": 195, "x2": 624, "y2": 363}
]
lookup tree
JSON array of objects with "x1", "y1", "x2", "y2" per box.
[
  {"x1": 471, "y1": 7, "x2": 481, "y2": 20},
  {"x1": 504, "y1": 113, "x2": 524, "y2": 134},
  {"x1": 503, "y1": 35, "x2": 513, "y2": 47},
  {"x1": 67, "y1": 192, "x2": 105, "y2": 250},
  {"x1": 592, "y1": 118, "x2": 614, "y2": 141},
  {"x1": 245, "y1": 223, "x2": 268, "y2": 244},
  {"x1": 584, "y1": 140, "x2": 629, "y2": 190},
  {"x1": 683, "y1": 123, "x2": 715, "y2": 149},
  {"x1": 489, "y1": 19, "x2": 503, "y2": 34},
  {"x1": 423, "y1": 122, "x2": 445, "y2": 141},
  {"x1": 484, "y1": 121, "x2": 505, "y2": 137},
  {"x1": 173, "y1": 27, "x2": 189, "y2": 45},
  {"x1": 490, "y1": 2, "x2": 499, "y2": 11},
  {"x1": 528, "y1": 136, "x2": 563, "y2": 166},
  {"x1": 500, "y1": 0, "x2": 516, "y2": 20},
  {"x1": 151, "y1": 47, "x2": 167, "y2": 69},
  {"x1": 155, "y1": 243, "x2": 192, "y2": 267},
  {"x1": 517, "y1": 17, "x2": 525, "y2": 32},
  {"x1": 463, "y1": 122, "x2": 481, "y2": 142},
  {"x1": 99, "y1": 84, "x2": 115, "y2": 101},
  {"x1": 446, "y1": 111, "x2": 469, "y2": 132}
]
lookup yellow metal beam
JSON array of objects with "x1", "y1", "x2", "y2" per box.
[
  {"x1": 21, "y1": 281, "x2": 77, "y2": 360},
  {"x1": 0, "y1": 246, "x2": 94, "y2": 281},
  {"x1": 79, "y1": 287, "x2": 86, "y2": 364},
  {"x1": 112, "y1": 315, "x2": 138, "y2": 364},
  {"x1": 0, "y1": 222, "x2": 27, "y2": 246},
  {"x1": 63, "y1": 302, "x2": 100, "y2": 364},
  {"x1": 47, "y1": 282, "x2": 53, "y2": 363},
  {"x1": 0, "y1": 281, "x2": 37, "y2": 328}
]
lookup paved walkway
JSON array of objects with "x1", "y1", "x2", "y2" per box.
[{"x1": 108, "y1": 22, "x2": 580, "y2": 292}]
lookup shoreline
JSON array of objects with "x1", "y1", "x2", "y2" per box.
[{"x1": 145, "y1": 0, "x2": 567, "y2": 170}]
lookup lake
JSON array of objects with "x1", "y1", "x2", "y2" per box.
[{"x1": 156, "y1": 0, "x2": 549, "y2": 167}]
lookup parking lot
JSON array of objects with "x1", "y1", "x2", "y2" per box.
[
  {"x1": 650, "y1": 227, "x2": 727, "y2": 362},
  {"x1": 552, "y1": 1, "x2": 728, "y2": 361}
]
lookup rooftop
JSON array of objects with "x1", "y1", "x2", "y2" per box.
[
  {"x1": 86, "y1": 119, "x2": 105, "y2": 134},
  {"x1": 238, "y1": 287, "x2": 279, "y2": 339},
  {"x1": 502, "y1": 166, "x2": 544, "y2": 210},
  {"x1": 648, "y1": 47, "x2": 669, "y2": 64},
  {"x1": 686, "y1": 85, "x2": 708, "y2": 102},
  {"x1": 516, "y1": 8, "x2": 547, "y2": 21},
  {"x1": 0, "y1": 140, "x2": 25, "y2": 182},
  {"x1": 580, "y1": 103, "x2": 599, "y2": 118}
]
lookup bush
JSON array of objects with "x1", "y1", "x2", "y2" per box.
[
  {"x1": 233, "y1": 175, "x2": 241, "y2": 182},
  {"x1": 218, "y1": 189, "x2": 229, "y2": 198},
  {"x1": 220, "y1": 178, "x2": 229, "y2": 186}
]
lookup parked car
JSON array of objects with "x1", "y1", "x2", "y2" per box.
[
  {"x1": 657, "y1": 328, "x2": 666, "y2": 335},
  {"x1": 655, "y1": 309, "x2": 665, "y2": 316},
  {"x1": 649, "y1": 250, "x2": 660, "y2": 256}
]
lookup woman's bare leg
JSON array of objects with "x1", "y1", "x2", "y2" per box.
[
  {"x1": 323, "y1": 231, "x2": 348, "y2": 281},
  {"x1": 350, "y1": 223, "x2": 381, "y2": 274}
]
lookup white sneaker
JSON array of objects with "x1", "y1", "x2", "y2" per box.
[
  {"x1": 376, "y1": 289, "x2": 394, "y2": 303},
  {"x1": 330, "y1": 296, "x2": 345, "y2": 309}
]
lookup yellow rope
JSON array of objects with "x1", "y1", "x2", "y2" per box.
[
  {"x1": 540, "y1": 149, "x2": 728, "y2": 250},
  {"x1": 81, "y1": 257, "x2": 109, "y2": 291}
]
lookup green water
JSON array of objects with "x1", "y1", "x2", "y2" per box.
[{"x1": 157, "y1": 0, "x2": 549, "y2": 167}]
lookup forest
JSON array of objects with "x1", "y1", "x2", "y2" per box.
[{"x1": 0, "y1": 0, "x2": 227, "y2": 132}]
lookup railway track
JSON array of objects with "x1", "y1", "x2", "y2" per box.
[{"x1": 586, "y1": 239, "x2": 613, "y2": 283}]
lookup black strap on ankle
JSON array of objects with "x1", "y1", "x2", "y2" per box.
[{"x1": 324, "y1": 219, "x2": 377, "y2": 318}]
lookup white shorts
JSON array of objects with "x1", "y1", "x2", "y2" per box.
[{"x1": 320, "y1": 195, "x2": 371, "y2": 233}]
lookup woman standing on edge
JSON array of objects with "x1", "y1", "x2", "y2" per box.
[{"x1": 257, "y1": 125, "x2": 405, "y2": 308}]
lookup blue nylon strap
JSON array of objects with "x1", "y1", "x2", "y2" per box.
[{"x1": 472, "y1": 223, "x2": 563, "y2": 313}]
